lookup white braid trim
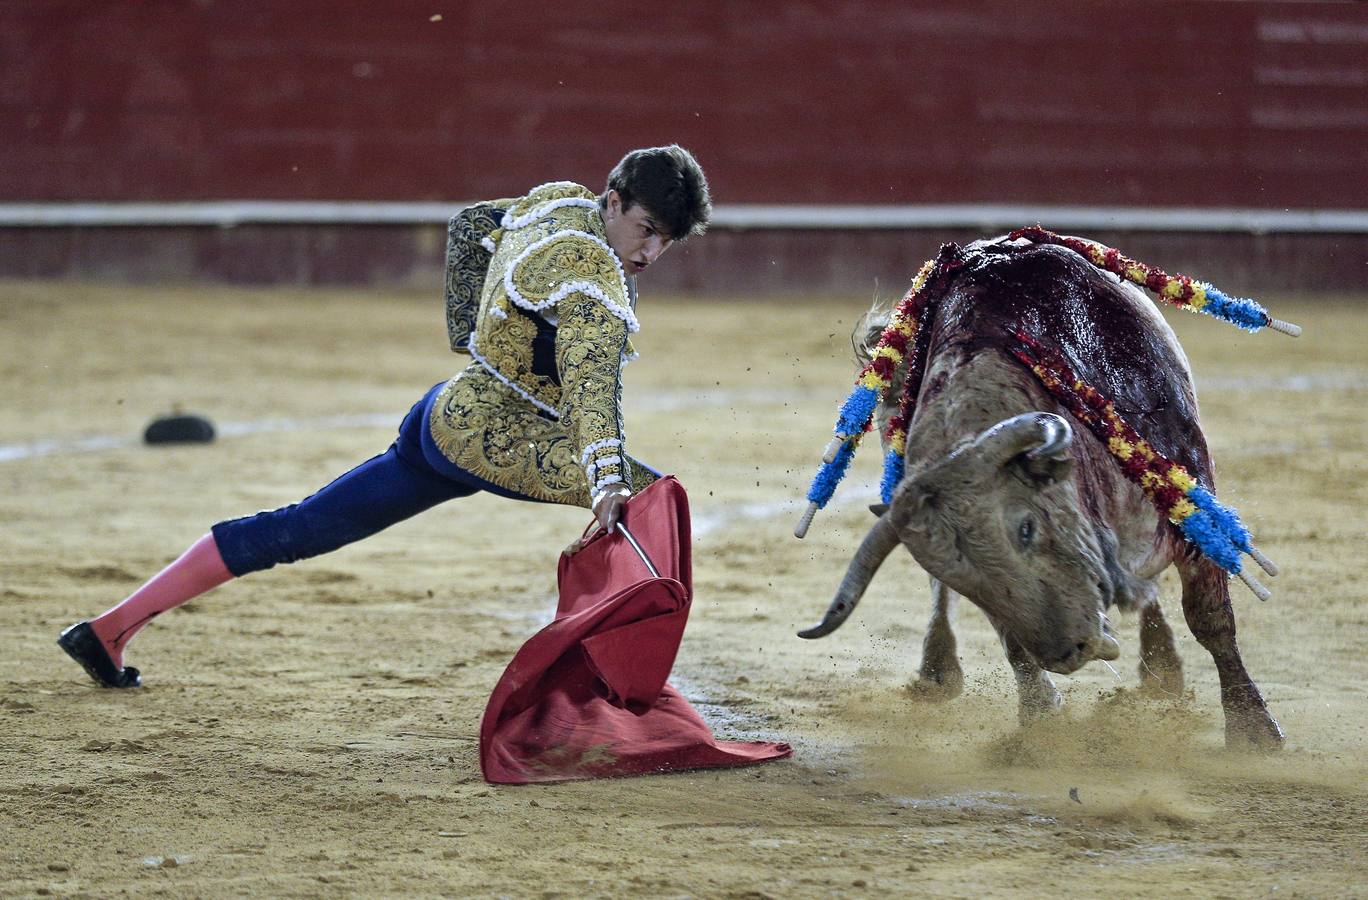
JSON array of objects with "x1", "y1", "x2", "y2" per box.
[
  {"x1": 468, "y1": 345, "x2": 561, "y2": 419},
  {"x1": 580, "y1": 437, "x2": 624, "y2": 466},
  {"x1": 554, "y1": 280, "x2": 640, "y2": 332},
  {"x1": 503, "y1": 230, "x2": 638, "y2": 332},
  {"x1": 593, "y1": 472, "x2": 626, "y2": 494},
  {"x1": 499, "y1": 182, "x2": 585, "y2": 229},
  {"x1": 500, "y1": 197, "x2": 600, "y2": 232},
  {"x1": 489, "y1": 304, "x2": 508, "y2": 319},
  {"x1": 585, "y1": 454, "x2": 623, "y2": 487},
  {"x1": 523, "y1": 180, "x2": 581, "y2": 195},
  {"x1": 480, "y1": 235, "x2": 498, "y2": 253}
]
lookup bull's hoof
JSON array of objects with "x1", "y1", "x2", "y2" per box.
[
  {"x1": 1137, "y1": 661, "x2": 1185, "y2": 699},
  {"x1": 908, "y1": 665, "x2": 963, "y2": 703},
  {"x1": 1017, "y1": 681, "x2": 1063, "y2": 726},
  {"x1": 1224, "y1": 710, "x2": 1286, "y2": 751}
]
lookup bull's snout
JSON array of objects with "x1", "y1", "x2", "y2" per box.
[
  {"x1": 1093, "y1": 631, "x2": 1121, "y2": 661},
  {"x1": 1042, "y1": 631, "x2": 1121, "y2": 674}
]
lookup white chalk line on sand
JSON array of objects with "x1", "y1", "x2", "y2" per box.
[
  {"x1": 0, "y1": 379, "x2": 872, "y2": 559},
  {"x1": 0, "y1": 413, "x2": 396, "y2": 464},
  {"x1": 1194, "y1": 372, "x2": 1368, "y2": 392},
  {"x1": 0, "y1": 387, "x2": 812, "y2": 465},
  {"x1": 691, "y1": 479, "x2": 877, "y2": 540},
  {"x1": 5, "y1": 368, "x2": 1351, "y2": 466}
]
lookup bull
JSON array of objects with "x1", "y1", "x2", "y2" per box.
[{"x1": 799, "y1": 235, "x2": 1286, "y2": 748}]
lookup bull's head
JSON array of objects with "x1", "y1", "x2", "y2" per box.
[{"x1": 801, "y1": 413, "x2": 1121, "y2": 675}]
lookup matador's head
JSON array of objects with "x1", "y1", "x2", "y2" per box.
[{"x1": 600, "y1": 145, "x2": 711, "y2": 276}]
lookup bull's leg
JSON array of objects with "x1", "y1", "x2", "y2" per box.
[
  {"x1": 990, "y1": 617, "x2": 1062, "y2": 724},
  {"x1": 908, "y1": 576, "x2": 963, "y2": 702},
  {"x1": 1137, "y1": 600, "x2": 1185, "y2": 696},
  {"x1": 1178, "y1": 558, "x2": 1284, "y2": 749}
]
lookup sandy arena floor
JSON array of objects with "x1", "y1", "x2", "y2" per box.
[{"x1": 2, "y1": 279, "x2": 1366, "y2": 898}]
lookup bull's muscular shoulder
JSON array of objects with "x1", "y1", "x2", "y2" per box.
[{"x1": 934, "y1": 240, "x2": 1212, "y2": 480}]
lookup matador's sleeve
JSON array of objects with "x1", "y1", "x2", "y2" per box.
[
  {"x1": 504, "y1": 230, "x2": 640, "y2": 497},
  {"x1": 555, "y1": 290, "x2": 632, "y2": 497},
  {"x1": 443, "y1": 200, "x2": 511, "y2": 353}
]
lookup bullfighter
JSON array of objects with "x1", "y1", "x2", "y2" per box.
[{"x1": 58, "y1": 144, "x2": 712, "y2": 688}]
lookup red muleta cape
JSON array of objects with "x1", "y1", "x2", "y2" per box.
[{"x1": 479, "y1": 476, "x2": 792, "y2": 784}]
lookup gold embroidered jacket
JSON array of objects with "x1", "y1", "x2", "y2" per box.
[{"x1": 429, "y1": 181, "x2": 656, "y2": 507}]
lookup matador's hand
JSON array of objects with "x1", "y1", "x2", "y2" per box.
[
  {"x1": 592, "y1": 483, "x2": 631, "y2": 532},
  {"x1": 563, "y1": 484, "x2": 632, "y2": 556}
]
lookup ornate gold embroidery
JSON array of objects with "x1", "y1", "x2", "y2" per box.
[
  {"x1": 556, "y1": 294, "x2": 628, "y2": 490},
  {"x1": 428, "y1": 367, "x2": 656, "y2": 507},
  {"x1": 432, "y1": 181, "x2": 651, "y2": 502},
  {"x1": 469, "y1": 186, "x2": 626, "y2": 415},
  {"x1": 473, "y1": 304, "x2": 544, "y2": 397},
  {"x1": 444, "y1": 201, "x2": 508, "y2": 354},
  {"x1": 500, "y1": 181, "x2": 598, "y2": 225},
  {"x1": 508, "y1": 234, "x2": 628, "y2": 310}
]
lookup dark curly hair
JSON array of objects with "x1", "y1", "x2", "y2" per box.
[{"x1": 602, "y1": 145, "x2": 712, "y2": 241}]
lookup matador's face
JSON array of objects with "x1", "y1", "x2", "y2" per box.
[{"x1": 601, "y1": 189, "x2": 673, "y2": 277}]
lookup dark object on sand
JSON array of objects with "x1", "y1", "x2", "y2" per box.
[{"x1": 144, "y1": 414, "x2": 216, "y2": 445}]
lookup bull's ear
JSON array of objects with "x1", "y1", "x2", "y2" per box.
[
  {"x1": 889, "y1": 476, "x2": 939, "y2": 534},
  {"x1": 868, "y1": 503, "x2": 890, "y2": 518},
  {"x1": 1013, "y1": 453, "x2": 1074, "y2": 487}
]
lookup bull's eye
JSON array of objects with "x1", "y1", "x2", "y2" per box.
[{"x1": 1017, "y1": 517, "x2": 1036, "y2": 549}]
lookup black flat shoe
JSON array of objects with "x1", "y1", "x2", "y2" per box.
[{"x1": 57, "y1": 622, "x2": 141, "y2": 688}]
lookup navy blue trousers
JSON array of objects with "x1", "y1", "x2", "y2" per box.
[{"x1": 212, "y1": 383, "x2": 550, "y2": 577}]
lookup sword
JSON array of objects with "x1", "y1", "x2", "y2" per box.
[{"x1": 614, "y1": 521, "x2": 660, "y2": 578}]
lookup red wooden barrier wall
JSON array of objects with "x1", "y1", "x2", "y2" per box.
[{"x1": 5, "y1": 1, "x2": 1366, "y2": 208}]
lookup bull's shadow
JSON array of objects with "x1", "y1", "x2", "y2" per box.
[{"x1": 799, "y1": 234, "x2": 1286, "y2": 750}]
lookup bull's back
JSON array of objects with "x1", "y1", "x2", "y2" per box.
[{"x1": 925, "y1": 240, "x2": 1213, "y2": 484}]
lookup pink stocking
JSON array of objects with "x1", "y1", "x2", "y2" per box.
[{"x1": 89, "y1": 533, "x2": 234, "y2": 668}]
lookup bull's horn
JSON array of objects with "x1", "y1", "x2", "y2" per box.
[
  {"x1": 974, "y1": 412, "x2": 1073, "y2": 465},
  {"x1": 798, "y1": 513, "x2": 902, "y2": 639},
  {"x1": 1026, "y1": 414, "x2": 1073, "y2": 460}
]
